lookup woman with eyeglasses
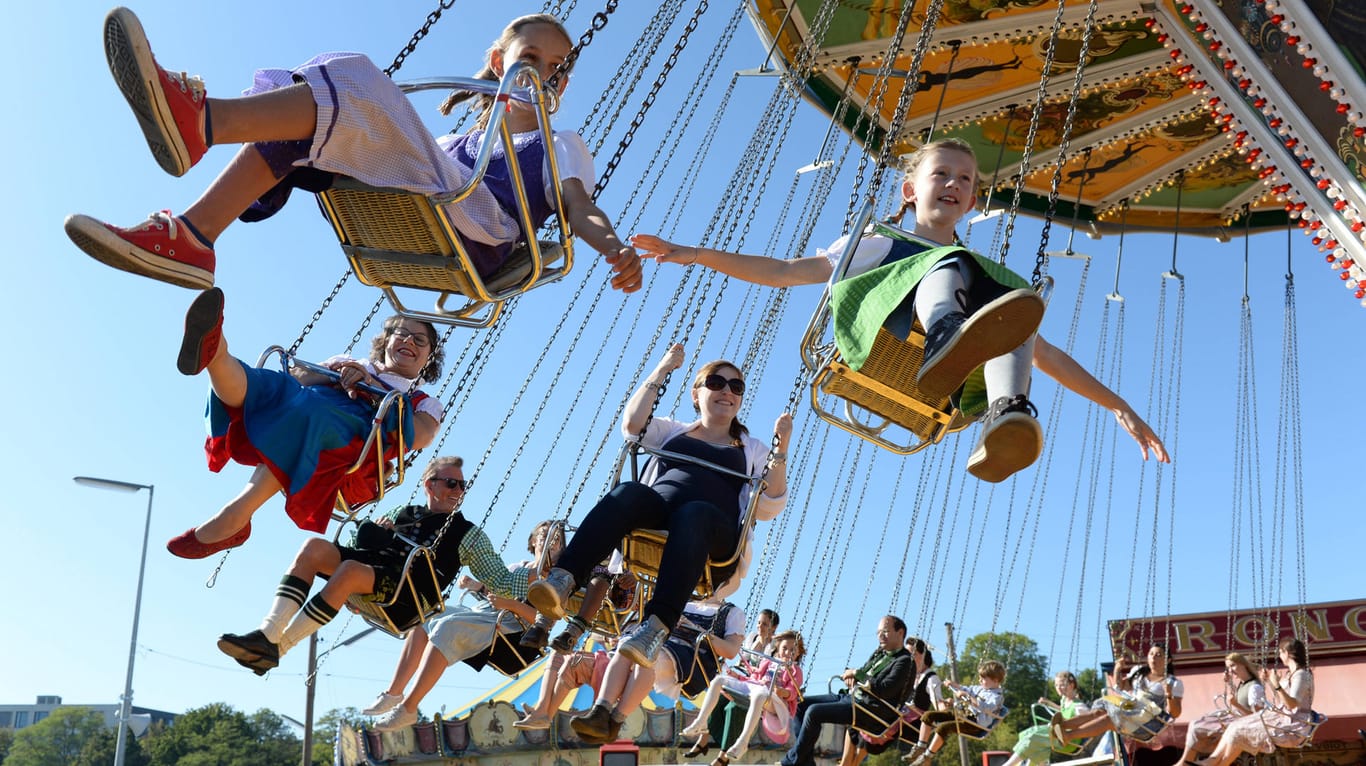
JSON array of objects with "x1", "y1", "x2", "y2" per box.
[
  {"x1": 166, "y1": 295, "x2": 445, "y2": 559},
  {"x1": 529, "y1": 343, "x2": 793, "y2": 668},
  {"x1": 217, "y1": 456, "x2": 540, "y2": 677}
]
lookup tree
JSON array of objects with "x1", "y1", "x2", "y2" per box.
[
  {"x1": 913, "y1": 631, "x2": 1050, "y2": 766},
  {"x1": 140, "y1": 702, "x2": 303, "y2": 766},
  {"x1": 943, "y1": 631, "x2": 1049, "y2": 733},
  {"x1": 0, "y1": 728, "x2": 14, "y2": 763},
  {"x1": 3, "y1": 707, "x2": 106, "y2": 766},
  {"x1": 313, "y1": 707, "x2": 364, "y2": 766},
  {"x1": 1075, "y1": 667, "x2": 1106, "y2": 704}
]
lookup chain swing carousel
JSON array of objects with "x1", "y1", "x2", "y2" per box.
[{"x1": 170, "y1": 0, "x2": 1360, "y2": 764}]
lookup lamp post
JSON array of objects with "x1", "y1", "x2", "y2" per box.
[{"x1": 74, "y1": 476, "x2": 154, "y2": 766}]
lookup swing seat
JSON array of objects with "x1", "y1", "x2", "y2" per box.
[
  {"x1": 1265, "y1": 709, "x2": 1327, "y2": 749},
  {"x1": 461, "y1": 623, "x2": 544, "y2": 677},
  {"x1": 343, "y1": 530, "x2": 446, "y2": 638},
  {"x1": 316, "y1": 64, "x2": 574, "y2": 329},
  {"x1": 562, "y1": 569, "x2": 639, "y2": 639},
  {"x1": 800, "y1": 201, "x2": 971, "y2": 455},
  {"x1": 840, "y1": 679, "x2": 907, "y2": 736},
  {"x1": 1032, "y1": 703, "x2": 1084, "y2": 756},
  {"x1": 256, "y1": 346, "x2": 414, "y2": 524},
  {"x1": 611, "y1": 439, "x2": 769, "y2": 620}
]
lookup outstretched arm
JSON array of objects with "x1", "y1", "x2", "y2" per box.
[
  {"x1": 631, "y1": 233, "x2": 832, "y2": 288},
  {"x1": 623, "y1": 343, "x2": 685, "y2": 435},
  {"x1": 561, "y1": 178, "x2": 643, "y2": 293},
  {"x1": 1032, "y1": 335, "x2": 1170, "y2": 463}
]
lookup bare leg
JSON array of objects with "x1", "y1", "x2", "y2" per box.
[
  {"x1": 529, "y1": 652, "x2": 567, "y2": 716},
  {"x1": 178, "y1": 85, "x2": 318, "y2": 242},
  {"x1": 395, "y1": 642, "x2": 452, "y2": 715},
  {"x1": 839, "y1": 733, "x2": 867, "y2": 766},
  {"x1": 203, "y1": 337, "x2": 245, "y2": 407},
  {"x1": 182, "y1": 145, "x2": 285, "y2": 241},
  {"x1": 615, "y1": 664, "x2": 656, "y2": 718},
  {"x1": 196, "y1": 465, "x2": 280, "y2": 542},
  {"x1": 209, "y1": 84, "x2": 317, "y2": 145},
  {"x1": 593, "y1": 652, "x2": 634, "y2": 708},
  {"x1": 385, "y1": 629, "x2": 431, "y2": 696}
]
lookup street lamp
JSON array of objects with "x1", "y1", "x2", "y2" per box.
[{"x1": 74, "y1": 476, "x2": 154, "y2": 766}]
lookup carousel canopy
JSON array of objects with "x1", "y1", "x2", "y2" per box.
[{"x1": 746, "y1": 0, "x2": 1366, "y2": 256}]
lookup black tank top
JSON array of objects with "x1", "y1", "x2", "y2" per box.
[{"x1": 651, "y1": 433, "x2": 747, "y2": 512}]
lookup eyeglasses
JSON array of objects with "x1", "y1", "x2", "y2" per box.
[
  {"x1": 699, "y1": 374, "x2": 745, "y2": 396},
  {"x1": 391, "y1": 327, "x2": 431, "y2": 348},
  {"x1": 429, "y1": 476, "x2": 470, "y2": 491}
]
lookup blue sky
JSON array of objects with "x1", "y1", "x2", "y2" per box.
[{"x1": 2, "y1": 0, "x2": 1360, "y2": 730}]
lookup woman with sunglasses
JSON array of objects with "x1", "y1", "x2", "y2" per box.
[
  {"x1": 529, "y1": 343, "x2": 793, "y2": 668},
  {"x1": 167, "y1": 294, "x2": 445, "y2": 559},
  {"x1": 217, "y1": 456, "x2": 539, "y2": 675}
]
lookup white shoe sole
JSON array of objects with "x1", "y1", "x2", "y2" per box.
[
  {"x1": 967, "y1": 412, "x2": 1043, "y2": 483},
  {"x1": 105, "y1": 7, "x2": 192, "y2": 177},
  {"x1": 917, "y1": 289, "x2": 1045, "y2": 401},
  {"x1": 65, "y1": 214, "x2": 212, "y2": 290}
]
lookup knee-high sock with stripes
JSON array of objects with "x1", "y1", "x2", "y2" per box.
[
  {"x1": 278, "y1": 593, "x2": 339, "y2": 655},
  {"x1": 259, "y1": 575, "x2": 309, "y2": 644}
]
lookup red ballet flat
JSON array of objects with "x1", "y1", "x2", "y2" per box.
[{"x1": 166, "y1": 522, "x2": 251, "y2": 559}]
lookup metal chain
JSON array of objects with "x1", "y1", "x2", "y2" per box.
[
  {"x1": 1031, "y1": 0, "x2": 1100, "y2": 284},
  {"x1": 580, "y1": 0, "x2": 686, "y2": 154},
  {"x1": 594, "y1": 0, "x2": 710, "y2": 200},
  {"x1": 870, "y1": 0, "x2": 943, "y2": 194},
  {"x1": 289, "y1": 270, "x2": 351, "y2": 355},
  {"x1": 996, "y1": 0, "x2": 1079, "y2": 266},
  {"x1": 546, "y1": 0, "x2": 620, "y2": 92},
  {"x1": 385, "y1": 0, "x2": 459, "y2": 77}
]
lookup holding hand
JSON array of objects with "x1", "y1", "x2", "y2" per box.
[
  {"x1": 329, "y1": 360, "x2": 376, "y2": 400},
  {"x1": 774, "y1": 412, "x2": 794, "y2": 444},
  {"x1": 457, "y1": 575, "x2": 481, "y2": 593},
  {"x1": 631, "y1": 233, "x2": 698, "y2": 266},
  {"x1": 606, "y1": 244, "x2": 644, "y2": 293},
  {"x1": 655, "y1": 342, "x2": 686, "y2": 377}
]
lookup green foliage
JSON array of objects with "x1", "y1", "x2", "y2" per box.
[
  {"x1": 941, "y1": 631, "x2": 1049, "y2": 734},
  {"x1": 1075, "y1": 667, "x2": 1105, "y2": 704},
  {"x1": 313, "y1": 707, "x2": 363, "y2": 766},
  {"x1": 0, "y1": 728, "x2": 14, "y2": 763},
  {"x1": 140, "y1": 702, "x2": 303, "y2": 766},
  {"x1": 3, "y1": 707, "x2": 107, "y2": 766}
]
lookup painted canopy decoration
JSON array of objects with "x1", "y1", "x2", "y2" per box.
[{"x1": 747, "y1": 0, "x2": 1366, "y2": 265}]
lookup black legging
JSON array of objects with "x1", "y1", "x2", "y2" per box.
[{"x1": 555, "y1": 481, "x2": 738, "y2": 628}]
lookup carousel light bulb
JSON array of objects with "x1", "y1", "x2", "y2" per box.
[{"x1": 1297, "y1": 43, "x2": 1310, "y2": 56}]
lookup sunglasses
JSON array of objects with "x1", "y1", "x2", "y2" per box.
[
  {"x1": 430, "y1": 476, "x2": 471, "y2": 491},
  {"x1": 390, "y1": 327, "x2": 431, "y2": 348},
  {"x1": 699, "y1": 374, "x2": 745, "y2": 396}
]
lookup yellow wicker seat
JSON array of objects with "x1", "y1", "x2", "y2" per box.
[{"x1": 316, "y1": 64, "x2": 574, "y2": 328}]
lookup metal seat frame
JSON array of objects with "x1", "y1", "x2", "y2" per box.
[
  {"x1": 799, "y1": 200, "x2": 968, "y2": 455},
  {"x1": 799, "y1": 200, "x2": 1051, "y2": 455},
  {"x1": 609, "y1": 439, "x2": 769, "y2": 617},
  {"x1": 256, "y1": 345, "x2": 411, "y2": 523},
  {"x1": 316, "y1": 61, "x2": 575, "y2": 328}
]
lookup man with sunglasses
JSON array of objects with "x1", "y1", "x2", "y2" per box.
[{"x1": 217, "y1": 455, "x2": 537, "y2": 676}]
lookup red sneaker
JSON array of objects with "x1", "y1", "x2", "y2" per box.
[
  {"x1": 65, "y1": 211, "x2": 215, "y2": 290},
  {"x1": 104, "y1": 7, "x2": 209, "y2": 176},
  {"x1": 179, "y1": 288, "x2": 224, "y2": 375},
  {"x1": 166, "y1": 522, "x2": 252, "y2": 559}
]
